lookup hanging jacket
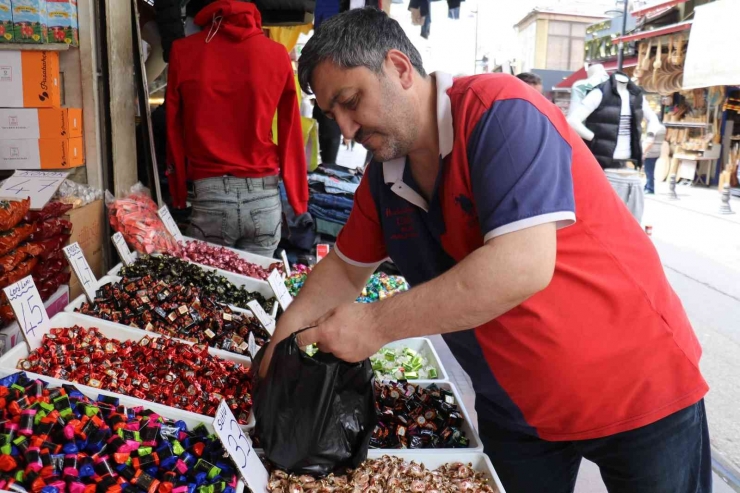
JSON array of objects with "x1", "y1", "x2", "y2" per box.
[
  {"x1": 165, "y1": 0, "x2": 309, "y2": 214},
  {"x1": 585, "y1": 74, "x2": 644, "y2": 170}
]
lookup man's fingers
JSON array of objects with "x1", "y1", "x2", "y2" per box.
[{"x1": 295, "y1": 326, "x2": 321, "y2": 349}]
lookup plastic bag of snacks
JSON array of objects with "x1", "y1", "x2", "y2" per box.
[
  {"x1": 0, "y1": 198, "x2": 30, "y2": 231},
  {"x1": 35, "y1": 270, "x2": 70, "y2": 300},
  {"x1": 0, "y1": 223, "x2": 34, "y2": 257},
  {"x1": 32, "y1": 249, "x2": 66, "y2": 277},
  {"x1": 29, "y1": 218, "x2": 72, "y2": 241},
  {"x1": 53, "y1": 179, "x2": 103, "y2": 207},
  {"x1": 17, "y1": 234, "x2": 70, "y2": 260},
  {"x1": 0, "y1": 250, "x2": 28, "y2": 275},
  {"x1": 24, "y1": 201, "x2": 72, "y2": 223},
  {"x1": 106, "y1": 183, "x2": 181, "y2": 255},
  {"x1": 0, "y1": 257, "x2": 38, "y2": 286}
]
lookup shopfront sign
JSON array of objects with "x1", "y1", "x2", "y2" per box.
[{"x1": 3, "y1": 276, "x2": 50, "y2": 350}]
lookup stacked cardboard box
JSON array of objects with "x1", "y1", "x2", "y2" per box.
[{"x1": 0, "y1": 50, "x2": 84, "y2": 169}]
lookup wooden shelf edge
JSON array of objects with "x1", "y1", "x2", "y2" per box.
[{"x1": 0, "y1": 43, "x2": 71, "y2": 51}]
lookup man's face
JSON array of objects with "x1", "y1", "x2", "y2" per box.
[{"x1": 311, "y1": 60, "x2": 418, "y2": 162}]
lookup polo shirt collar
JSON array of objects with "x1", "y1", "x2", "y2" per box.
[{"x1": 383, "y1": 71, "x2": 454, "y2": 212}]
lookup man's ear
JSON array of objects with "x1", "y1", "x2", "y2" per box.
[{"x1": 385, "y1": 49, "x2": 415, "y2": 90}]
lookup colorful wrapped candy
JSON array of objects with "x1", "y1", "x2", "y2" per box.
[
  {"x1": 0, "y1": 371, "x2": 240, "y2": 493},
  {"x1": 177, "y1": 241, "x2": 283, "y2": 281},
  {"x1": 371, "y1": 347, "x2": 438, "y2": 381},
  {"x1": 372, "y1": 382, "x2": 470, "y2": 449},
  {"x1": 285, "y1": 265, "x2": 409, "y2": 303},
  {"x1": 17, "y1": 326, "x2": 255, "y2": 423},
  {"x1": 76, "y1": 276, "x2": 271, "y2": 355}
]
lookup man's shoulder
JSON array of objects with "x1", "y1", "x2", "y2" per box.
[{"x1": 449, "y1": 73, "x2": 531, "y2": 109}]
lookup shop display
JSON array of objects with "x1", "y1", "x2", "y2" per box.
[
  {"x1": 285, "y1": 265, "x2": 409, "y2": 302},
  {"x1": 0, "y1": 371, "x2": 240, "y2": 493},
  {"x1": 178, "y1": 240, "x2": 283, "y2": 280},
  {"x1": 16, "y1": 326, "x2": 255, "y2": 423},
  {"x1": 371, "y1": 347, "x2": 438, "y2": 381},
  {"x1": 54, "y1": 180, "x2": 103, "y2": 208},
  {"x1": 267, "y1": 455, "x2": 496, "y2": 492},
  {"x1": 119, "y1": 255, "x2": 276, "y2": 313},
  {"x1": 372, "y1": 382, "x2": 470, "y2": 449},
  {"x1": 107, "y1": 187, "x2": 180, "y2": 255},
  {"x1": 76, "y1": 276, "x2": 271, "y2": 355}
]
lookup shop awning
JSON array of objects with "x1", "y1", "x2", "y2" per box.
[
  {"x1": 612, "y1": 20, "x2": 691, "y2": 44},
  {"x1": 631, "y1": 0, "x2": 688, "y2": 18},
  {"x1": 683, "y1": 0, "x2": 740, "y2": 89},
  {"x1": 553, "y1": 57, "x2": 639, "y2": 90}
]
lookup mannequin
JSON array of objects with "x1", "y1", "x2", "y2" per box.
[
  {"x1": 567, "y1": 73, "x2": 662, "y2": 223},
  {"x1": 567, "y1": 63, "x2": 609, "y2": 118}
]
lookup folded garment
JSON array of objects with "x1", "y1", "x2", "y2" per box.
[
  {"x1": 308, "y1": 173, "x2": 360, "y2": 195},
  {"x1": 311, "y1": 192, "x2": 354, "y2": 211},
  {"x1": 309, "y1": 204, "x2": 350, "y2": 224}
]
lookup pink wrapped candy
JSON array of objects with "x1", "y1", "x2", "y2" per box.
[{"x1": 178, "y1": 240, "x2": 283, "y2": 280}]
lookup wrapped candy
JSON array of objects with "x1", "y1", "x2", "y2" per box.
[
  {"x1": 0, "y1": 371, "x2": 240, "y2": 493},
  {"x1": 371, "y1": 347, "x2": 438, "y2": 381},
  {"x1": 17, "y1": 326, "x2": 255, "y2": 423},
  {"x1": 24, "y1": 201, "x2": 72, "y2": 223},
  {"x1": 0, "y1": 223, "x2": 34, "y2": 257},
  {"x1": 0, "y1": 198, "x2": 30, "y2": 231},
  {"x1": 53, "y1": 179, "x2": 104, "y2": 208},
  {"x1": 29, "y1": 218, "x2": 72, "y2": 241},
  {"x1": 285, "y1": 264, "x2": 409, "y2": 302},
  {"x1": 178, "y1": 240, "x2": 283, "y2": 280},
  {"x1": 16, "y1": 234, "x2": 70, "y2": 260}
]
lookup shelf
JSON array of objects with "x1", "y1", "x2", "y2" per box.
[
  {"x1": 664, "y1": 122, "x2": 711, "y2": 128},
  {"x1": 0, "y1": 43, "x2": 70, "y2": 51}
]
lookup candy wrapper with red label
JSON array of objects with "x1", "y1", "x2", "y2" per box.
[
  {"x1": 34, "y1": 270, "x2": 71, "y2": 300},
  {"x1": 0, "y1": 223, "x2": 34, "y2": 257},
  {"x1": 0, "y1": 198, "x2": 30, "y2": 231},
  {"x1": 29, "y1": 218, "x2": 72, "y2": 241},
  {"x1": 178, "y1": 240, "x2": 283, "y2": 280},
  {"x1": 106, "y1": 185, "x2": 181, "y2": 255},
  {"x1": 24, "y1": 201, "x2": 73, "y2": 223},
  {"x1": 32, "y1": 249, "x2": 66, "y2": 278}
]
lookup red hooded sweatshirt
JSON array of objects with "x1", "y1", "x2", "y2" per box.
[{"x1": 165, "y1": 0, "x2": 308, "y2": 214}]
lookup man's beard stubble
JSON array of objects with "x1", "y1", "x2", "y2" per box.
[{"x1": 363, "y1": 78, "x2": 417, "y2": 163}]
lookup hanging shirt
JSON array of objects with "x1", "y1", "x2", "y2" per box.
[
  {"x1": 166, "y1": 0, "x2": 309, "y2": 214},
  {"x1": 335, "y1": 72, "x2": 707, "y2": 441}
]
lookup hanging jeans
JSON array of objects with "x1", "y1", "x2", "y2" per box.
[{"x1": 187, "y1": 176, "x2": 282, "y2": 257}]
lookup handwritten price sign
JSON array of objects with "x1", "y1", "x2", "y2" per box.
[
  {"x1": 213, "y1": 400, "x2": 268, "y2": 493},
  {"x1": 267, "y1": 269, "x2": 293, "y2": 311},
  {"x1": 111, "y1": 232, "x2": 135, "y2": 265},
  {"x1": 0, "y1": 170, "x2": 68, "y2": 210},
  {"x1": 63, "y1": 242, "x2": 98, "y2": 302},
  {"x1": 158, "y1": 206, "x2": 184, "y2": 243},
  {"x1": 247, "y1": 300, "x2": 276, "y2": 336},
  {"x1": 3, "y1": 276, "x2": 50, "y2": 350}
]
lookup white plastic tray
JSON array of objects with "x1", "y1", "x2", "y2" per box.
[
  {"x1": 374, "y1": 337, "x2": 448, "y2": 381},
  {"x1": 371, "y1": 380, "x2": 482, "y2": 453},
  {"x1": 365, "y1": 452, "x2": 504, "y2": 493},
  {"x1": 0, "y1": 312, "x2": 255, "y2": 430}
]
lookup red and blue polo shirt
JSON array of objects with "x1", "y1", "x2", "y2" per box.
[{"x1": 335, "y1": 72, "x2": 708, "y2": 441}]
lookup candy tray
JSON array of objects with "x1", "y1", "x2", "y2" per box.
[
  {"x1": 0, "y1": 312, "x2": 255, "y2": 431},
  {"x1": 376, "y1": 337, "x2": 449, "y2": 381}
]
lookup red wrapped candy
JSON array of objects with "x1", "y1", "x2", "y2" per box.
[
  {"x1": 24, "y1": 201, "x2": 73, "y2": 223},
  {"x1": 107, "y1": 191, "x2": 180, "y2": 255},
  {"x1": 177, "y1": 240, "x2": 283, "y2": 280},
  {"x1": 29, "y1": 218, "x2": 72, "y2": 241},
  {"x1": 17, "y1": 234, "x2": 70, "y2": 260}
]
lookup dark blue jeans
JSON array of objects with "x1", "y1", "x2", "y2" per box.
[
  {"x1": 479, "y1": 400, "x2": 711, "y2": 493},
  {"x1": 644, "y1": 157, "x2": 658, "y2": 193}
]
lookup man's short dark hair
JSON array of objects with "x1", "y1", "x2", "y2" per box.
[
  {"x1": 298, "y1": 8, "x2": 426, "y2": 95},
  {"x1": 516, "y1": 72, "x2": 543, "y2": 87}
]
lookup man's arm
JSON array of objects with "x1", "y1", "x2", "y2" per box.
[{"x1": 296, "y1": 222, "x2": 556, "y2": 362}]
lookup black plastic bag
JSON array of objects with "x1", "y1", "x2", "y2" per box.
[{"x1": 253, "y1": 329, "x2": 377, "y2": 476}]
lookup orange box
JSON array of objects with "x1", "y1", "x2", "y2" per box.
[
  {"x1": 0, "y1": 50, "x2": 60, "y2": 108},
  {"x1": 0, "y1": 136, "x2": 84, "y2": 169},
  {"x1": 39, "y1": 108, "x2": 82, "y2": 138}
]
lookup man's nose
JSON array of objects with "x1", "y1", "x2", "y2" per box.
[{"x1": 335, "y1": 113, "x2": 360, "y2": 140}]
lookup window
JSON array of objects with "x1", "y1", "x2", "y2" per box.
[{"x1": 546, "y1": 21, "x2": 588, "y2": 71}]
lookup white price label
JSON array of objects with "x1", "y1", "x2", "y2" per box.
[
  {"x1": 157, "y1": 206, "x2": 184, "y2": 243},
  {"x1": 213, "y1": 400, "x2": 268, "y2": 493},
  {"x1": 112, "y1": 233, "x2": 135, "y2": 265},
  {"x1": 63, "y1": 242, "x2": 98, "y2": 301},
  {"x1": 280, "y1": 250, "x2": 291, "y2": 276},
  {"x1": 247, "y1": 300, "x2": 276, "y2": 336},
  {"x1": 267, "y1": 269, "x2": 293, "y2": 311},
  {"x1": 247, "y1": 332, "x2": 258, "y2": 359},
  {"x1": 3, "y1": 276, "x2": 50, "y2": 350},
  {"x1": 0, "y1": 170, "x2": 68, "y2": 210}
]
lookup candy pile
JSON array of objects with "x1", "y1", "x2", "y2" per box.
[
  {"x1": 0, "y1": 200, "x2": 72, "y2": 327},
  {"x1": 0, "y1": 371, "x2": 240, "y2": 493},
  {"x1": 372, "y1": 382, "x2": 469, "y2": 449},
  {"x1": 107, "y1": 188, "x2": 181, "y2": 255},
  {"x1": 284, "y1": 265, "x2": 409, "y2": 303},
  {"x1": 177, "y1": 240, "x2": 283, "y2": 281},
  {"x1": 54, "y1": 179, "x2": 104, "y2": 208},
  {"x1": 119, "y1": 255, "x2": 276, "y2": 313},
  {"x1": 17, "y1": 326, "x2": 254, "y2": 423},
  {"x1": 371, "y1": 347, "x2": 439, "y2": 381},
  {"x1": 268, "y1": 455, "x2": 497, "y2": 492},
  {"x1": 76, "y1": 276, "x2": 271, "y2": 355}
]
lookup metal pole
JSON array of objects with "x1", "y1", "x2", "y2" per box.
[
  {"x1": 617, "y1": 0, "x2": 629, "y2": 71},
  {"x1": 474, "y1": 7, "x2": 479, "y2": 74}
]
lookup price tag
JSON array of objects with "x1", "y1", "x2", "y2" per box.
[
  {"x1": 280, "y1": 250, "x2": 291, "y2": 276},
  {"x1": 267, "y1": 269, "x2": 293, "y2": 311},
  {"x1": 3, "y1": 276, "x2": 51, "y2": 350},
  {"x1": 316, "y1": 244, "x2": 330, "y2": 263},
  {"x1": 63, "y1": 242, "x2": 98, "y2": 301},
  {"x1": 157, "y1": 206, "x2": 184, "y2": 243},
  {"x1": 247, "y1": 300, "x2": 276, "y2": 336},
  {"x1": 247, "y1": 332, "x2": 258, "y2": 359},
  {"x1": 111, "y1": 232, "x2": 135, "y2": 266},
  {"x1": 213, "y1": 400, "x2": 268, "y2": 493},
  {"x1": 0, "y1": 170, "x2": 68, "y2": 210}
]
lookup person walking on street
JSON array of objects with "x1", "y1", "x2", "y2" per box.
[
  {"x1": 260, "y1": 9, "x2": 710, "y2": 493},
  {"x1": 642, "y1": 124, "x2": 666, "y2": 194}
]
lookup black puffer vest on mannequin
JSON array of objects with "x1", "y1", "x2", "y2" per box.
[{"x1": 585, "y1": 74, "x2": 644, "y2": 170}]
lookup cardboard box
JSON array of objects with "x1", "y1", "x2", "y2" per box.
[
  {"x1": 11, "y1": 0, "x2": 47, "y2": 44},
  {"x1": 0, "y1": 0, "x2": 13, "y2": 43},
  {"x1": 0, "y1": 108, "x2": 82, "y2": 139},
  {"x1": 64, "y1": 200, "x2": 103, "y2": 299},
  {"x1": 0, "y1": 136, "x2": 84, "y2": 169},
  {"x1": 46, "y1": 0, "x2": 76, "y2": 45},
  {"x1": 0, "y1": 51, "x2": 60, "y2": 108}
]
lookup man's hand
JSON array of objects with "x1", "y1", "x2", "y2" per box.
[{"x1": 295, "y1": 302, "x2": 388, "y2": 362}]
